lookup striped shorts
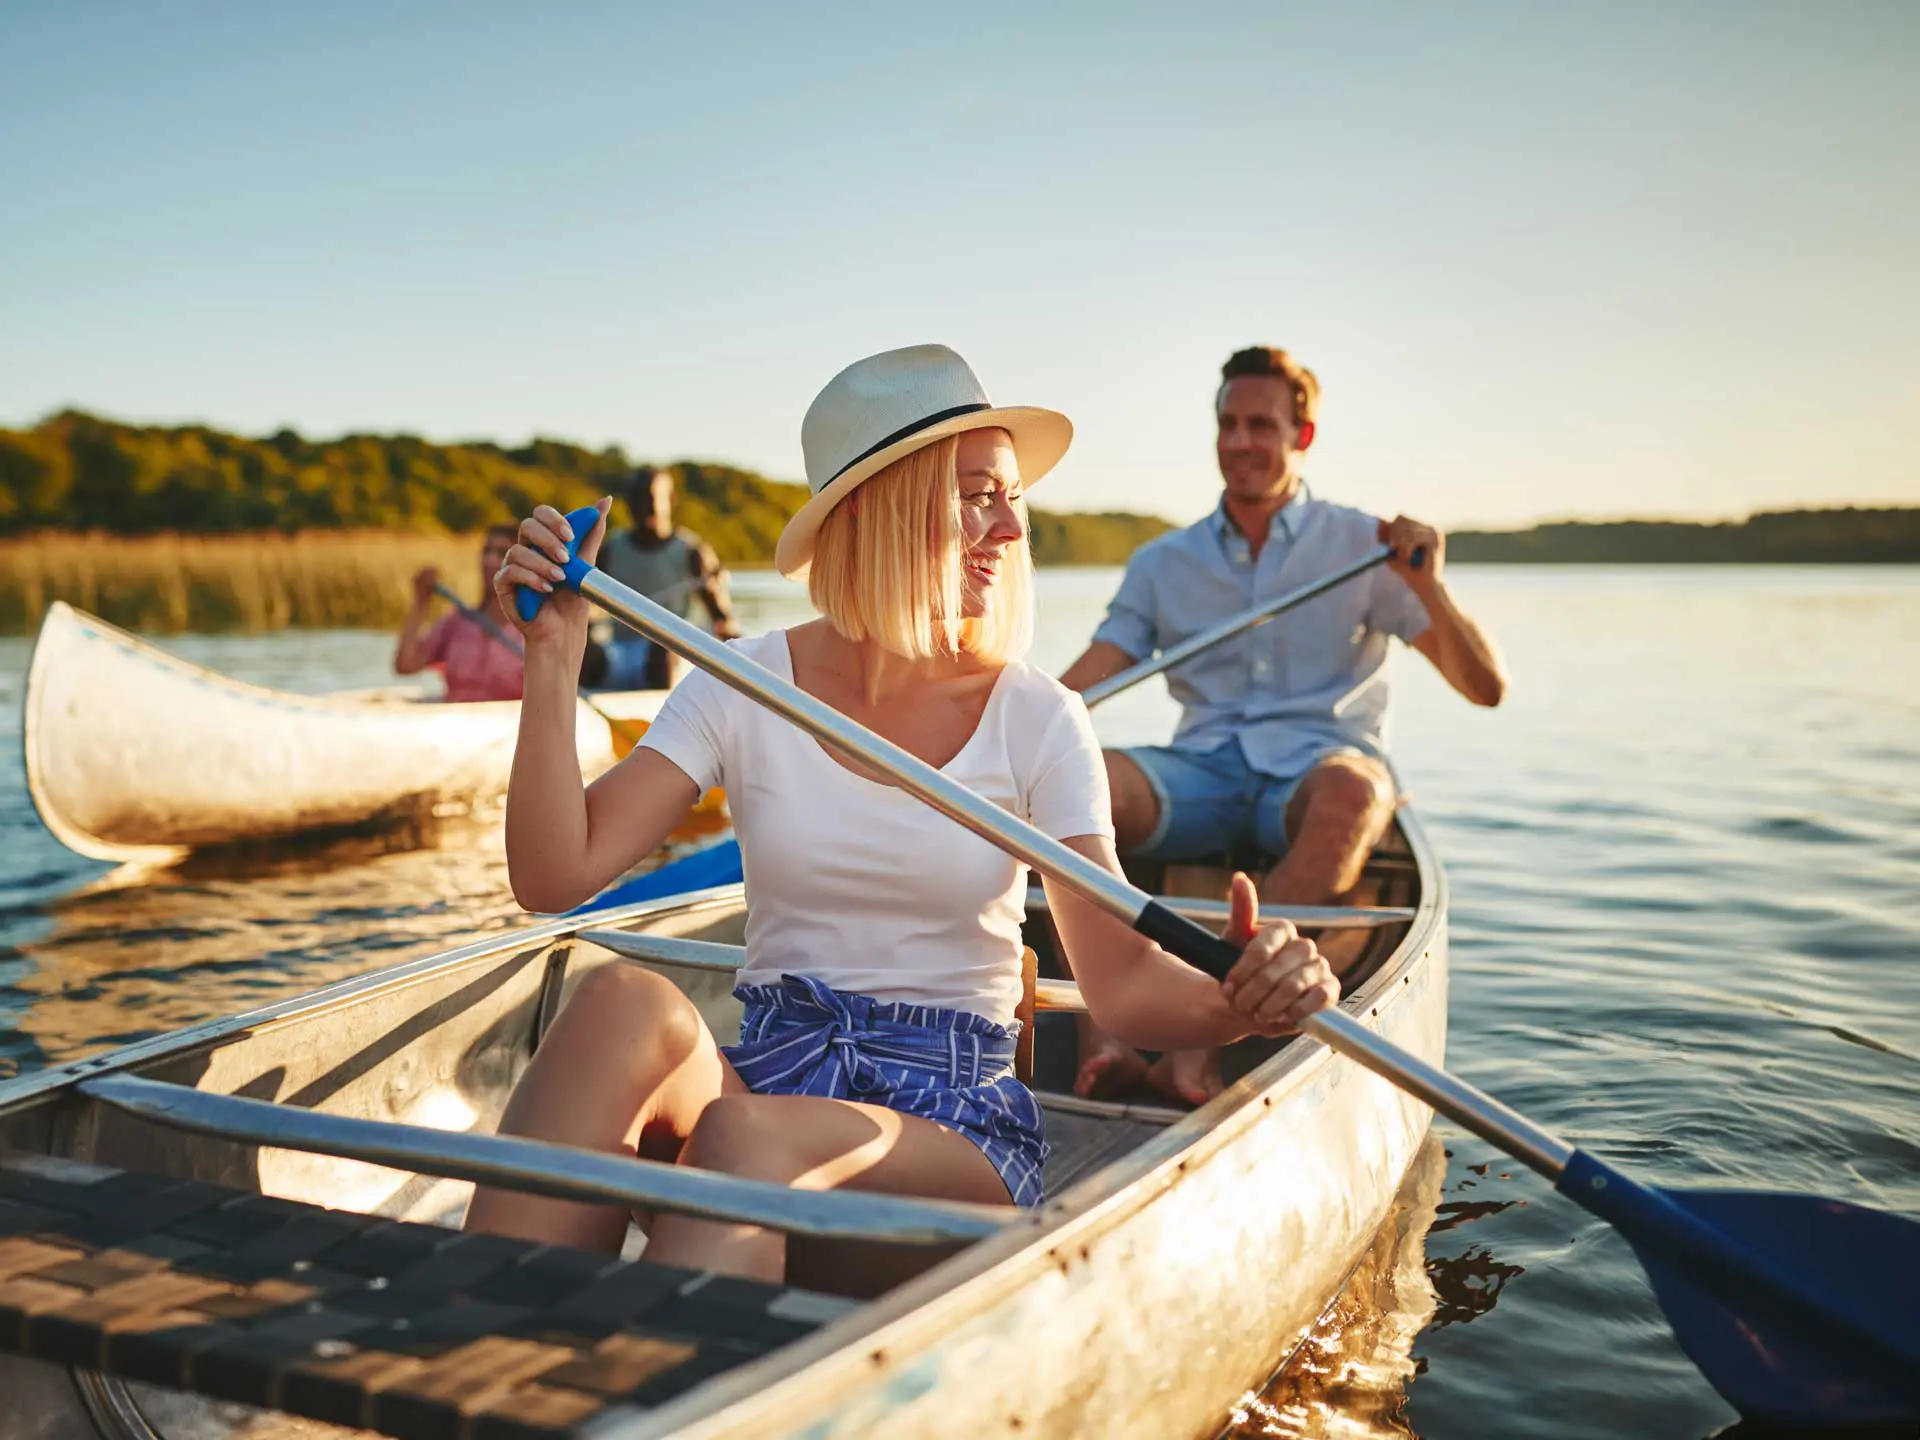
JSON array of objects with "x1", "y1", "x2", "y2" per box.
[{"x1": 722, "y1": 973, "x2": 1050, "y2": 1209}]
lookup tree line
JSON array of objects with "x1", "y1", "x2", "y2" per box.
[
  {"x1": 0, "y1": 410, "x2": 1170, "y2": 565},
  {"x1": 1450, "y1": 509, "x2": 1920, "y2": 564}
]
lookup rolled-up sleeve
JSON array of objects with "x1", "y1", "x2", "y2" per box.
[{"x1": 1088, "y1": 549, "x2": 1161, "y2": 661}]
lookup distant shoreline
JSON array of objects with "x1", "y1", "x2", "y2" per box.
[{"x1": 1448, "y1": 507, "x2": 1918, "y2": 565}]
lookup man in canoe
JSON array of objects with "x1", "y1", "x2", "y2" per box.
[
  {"x1": 593, "y1": 463, "x2": 741, "y2": 690},
  {"x1": 393, "y1": 524, "x2": 525, "y2": 702},
  {"x1": 466, "y1": 344, "x2": 1339, "y2": 1283},
  {"x1": 1059, "y1": 344, "x2": 1509, "y2": 1104}
]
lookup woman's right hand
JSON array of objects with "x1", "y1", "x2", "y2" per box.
[{"x1": 493, "y1": 498, "x2": 611, "y2": 645}]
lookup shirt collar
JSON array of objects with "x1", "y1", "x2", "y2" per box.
[{"x1": 1209, "y1": 480, "x2": 1313, "y2": 559}]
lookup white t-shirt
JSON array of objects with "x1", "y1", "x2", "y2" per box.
[{"x1": 638, "y1": 630, "x2": 1114, "y2": 1026}]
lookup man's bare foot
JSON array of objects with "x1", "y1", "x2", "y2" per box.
[
  {"x1": 1074, "y1": 1021, "x2": 1150, "y2": 1099},
  {"x1": 1146, "y1": 1047, "x2": 1222, "y2": 1107}
]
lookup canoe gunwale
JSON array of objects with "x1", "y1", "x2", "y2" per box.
[
  {"x1": 79, "y1": 1072, "x2": 1011, "y2": 1244},
  {"x1": 0, "y1": 883, "x2": 753, "y2": 1120}
]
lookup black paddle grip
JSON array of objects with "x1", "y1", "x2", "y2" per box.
[{"x1": 1135, "y1": 900, "x2": 1241, "y2": 981}]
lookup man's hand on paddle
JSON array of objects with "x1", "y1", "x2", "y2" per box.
[
  {"x1": 1378, "y1": 514, "x2": 1444, "y2": 595},
  {"x1": 494, "y1": 499, "x2": 611, "y2": 643},
  {"x1": 1219, "y1": 871, "x2": 1339, "y2": 1037}
]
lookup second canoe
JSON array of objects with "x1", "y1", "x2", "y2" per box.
[{"x1": 22, "y1": 601, "x2": 672, "y2": 864}]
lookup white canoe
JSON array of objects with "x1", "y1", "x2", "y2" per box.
[
  {"x1": 23, "y1": 601, "x2": 671, "y2": 864},
  {"x1": 0, "y1": 821, "x2": 1445, "y2": 1439}
]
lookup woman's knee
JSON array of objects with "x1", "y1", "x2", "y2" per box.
[
  {"x1": 551, "y1": 963, "x2": 705, "y2": 1065},
  {"x1": 681, "y1": 1096, "x2": 801, "y2": 1183}
]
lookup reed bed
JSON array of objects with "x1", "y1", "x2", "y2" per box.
[{"x1": 0, "y1": 531, "x2": 489, "y2": 634}]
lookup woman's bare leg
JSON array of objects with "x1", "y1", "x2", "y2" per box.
[
  {"x1": 648, "y1": 1095, "x2": 1014, "y2": 1282},
  {"x1": 463, "y1": 963, "x2": 744, "y2": 1251}
]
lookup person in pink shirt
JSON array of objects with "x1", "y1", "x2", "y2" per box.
[{"x1": 394, "y1": 525, "x2": 526, "y2": 702}]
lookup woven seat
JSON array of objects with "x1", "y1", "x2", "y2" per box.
[{"x1": 0, "y1": 1151, "x2": 851, "y2": 1440}]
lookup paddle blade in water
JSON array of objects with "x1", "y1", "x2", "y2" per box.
[
  {"x1": 1559, "y1": 1151, "x2": 1920, "y2": 1425},
  {"x1": 513, "y1": 503, "x2": 603, "y2": 622},
  {"x1": 1638, "y1": 1188, "x2": 1920, "y2": 1427}
]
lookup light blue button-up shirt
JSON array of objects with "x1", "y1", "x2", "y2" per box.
[{"x1": 1090, "y1": 485, "x2": 1431, "y2": 778}]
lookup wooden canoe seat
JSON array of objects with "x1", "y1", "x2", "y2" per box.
[
  {"x1": 1016, "y1": 945, "x2": 1038, "y2": 1085},
  {"x1": 0, "y1": 1150, "x2": 852, "y2": 1440}
]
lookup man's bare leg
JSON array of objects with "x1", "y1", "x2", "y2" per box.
[
  {"x1": 1261, "y1": 753, "x2": 1397, "y2": 913},
  {"x1": 1147, "y1": 753, "x2": 1398, "y2": 1105}
]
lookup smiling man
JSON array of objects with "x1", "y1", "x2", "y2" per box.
[{"x1": 1057, "y1": 344, "x2": 1509, "y2": 1103}]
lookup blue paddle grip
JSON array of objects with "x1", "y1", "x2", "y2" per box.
[{"x1": 513, "y1": 504, "x2": 606, "y2": 623}]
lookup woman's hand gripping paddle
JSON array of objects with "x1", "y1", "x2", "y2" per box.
[{"x1": 516, "y1": 524, "x2": 1920, "y2": 1428}]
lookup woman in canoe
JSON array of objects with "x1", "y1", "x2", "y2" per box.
[{"x1": 466, "y1": 344, "x2": 1339, "y2": 1279}]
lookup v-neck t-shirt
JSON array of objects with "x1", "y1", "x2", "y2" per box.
[{"x1": 637, "y1": 629, "x2": 1113, "y2": 1026}]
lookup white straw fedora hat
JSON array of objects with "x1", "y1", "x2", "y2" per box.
[{"x1": 774, "y1": 344, "x2": 1073, "y2": 579}]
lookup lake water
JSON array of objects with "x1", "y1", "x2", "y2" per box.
[{"x1": 3, "y1": 565, "x2": 1917, "y2": 1439}]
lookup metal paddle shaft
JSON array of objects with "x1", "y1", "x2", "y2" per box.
[
  {"x1": 518, "y1": 504, "x2": 1920, "y2": 1425},
  {"x1": 1080, "y1": 544, "x2": 1396, "y2": 707}
]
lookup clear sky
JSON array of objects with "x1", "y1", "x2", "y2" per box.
[{"x1": 2, "y1": 2, "x2": 1914, "y2": 528}]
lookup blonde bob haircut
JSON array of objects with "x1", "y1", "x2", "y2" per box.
[{"x1": 807, "y1": 433, "x2": 1034, "y2": 664}]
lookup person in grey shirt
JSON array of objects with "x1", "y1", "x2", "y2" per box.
[
  {"x1": 1057, "y1": 344, "x2": 1509, "y2": 1103},
  {"x1": 595, "y1": 465, "x2": 741, "y2": 689}
]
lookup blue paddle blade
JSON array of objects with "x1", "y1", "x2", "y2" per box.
[
  {"x1": 513, "y1": 503, "x2": 605, "y2": 623},
  {"x1": 567, "y1": 840, "x2": 743, "y2": 916},
  {"x1": 1559, "y1": 1151, "x2": 1920, "y2": 1426}
]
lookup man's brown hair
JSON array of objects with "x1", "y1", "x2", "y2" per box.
[{"x1": 1220, "y1": 346, "x2": 1320, "y2": 426}]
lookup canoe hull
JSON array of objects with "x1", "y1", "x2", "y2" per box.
[
  {"x1": 0, "y1": 806, "x2": 1445, "y2": 1439},
  {"x1": 22, "y1": 602, "x2": 669, "y2": 862}
]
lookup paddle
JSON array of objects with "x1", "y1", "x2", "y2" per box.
[
  {"x1": 517, "y1": 501, "x2": 1917, "y2": 1425},
  {"x1": 432, "y1": 580, "x2": 651, "y2": 748},
  {"x1": 1081, "y1": 543, "x2": 1400, "y2": 707}
]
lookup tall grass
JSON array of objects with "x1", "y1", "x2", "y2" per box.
[{"x1": 0, "y1": 531, "x2": 489, "y2": 634}]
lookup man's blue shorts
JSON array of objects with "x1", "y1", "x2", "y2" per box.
[
  {"x1": 600, "y1": 637, "x2": 659, "y2": 691},
  {"x1": 1117, "y1": 737, "x2": 1363, "y2": 864}
]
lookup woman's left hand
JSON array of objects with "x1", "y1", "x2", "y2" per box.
[{"x1": 1218, "y1": 872, "x2": 1340, "y2": 1037}]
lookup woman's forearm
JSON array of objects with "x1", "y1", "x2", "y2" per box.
[
  {"x1": 1076, "y1": 925, "x2": 1253, "y2": 1050},
  {"x1": 1045, "y1": 861, "x2": 1253, "y2": 1049},
  {"x1": 504, "y1": 639, "x2": 594, "y2": 911}
]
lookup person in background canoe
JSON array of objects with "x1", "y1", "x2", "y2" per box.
[
  {"x1": 393, "y1": 524, "x2": 525, "y2": 702},
  {"x1": 593, "y1": 463, "x2": 741, "y2": 690},
  {"x1": 1058, "y1": 344, "x2": 1509, "y2": 1105},
  {"x1": 464, "y1": 344, "x2": 1340, "y2": 1285}
]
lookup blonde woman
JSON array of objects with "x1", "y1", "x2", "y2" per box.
[{"x1": 465, "y1": 345, "x2": 1338, "y2": 1281}]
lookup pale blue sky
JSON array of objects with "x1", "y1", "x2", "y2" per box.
[{"x1": 2, "y1": 2, "x2": 1914, "y2": 527}]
